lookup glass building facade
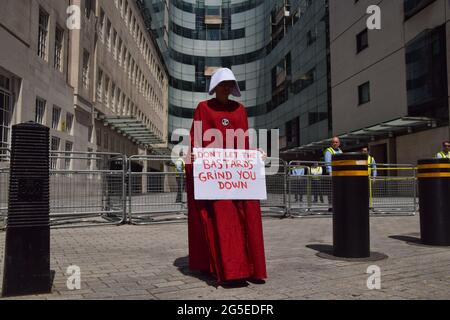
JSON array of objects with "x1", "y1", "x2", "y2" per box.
[{"x1": 141, "y1": 0, "x2": 331, "y2": 151}]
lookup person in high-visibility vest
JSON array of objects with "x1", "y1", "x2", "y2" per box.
[
  {"x1": 361, "y1": 147, "x2": 377, "y2": 210},
  {"x1": 436, "y1": 141, "x2": 450, "y2": 159},
  {"x1": 291, "y1": 166, "x2": 306, "y2": 202},
  {"x1": 175, "y1": 151, "x2": 186, "y2": 203},
  {"x1": 310, "y1": 163, "x2": 323, "y2": 203},
  {"x1": 361, "y1": 147, "x2": 377, "y2": 177},
  {"x1": 323, "y1": 137, "x2": 343, "y2": 211},
  {"x1": 324, "y1": 137, "x2": 343, "y2": 175}
]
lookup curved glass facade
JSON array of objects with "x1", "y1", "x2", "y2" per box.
[{"x1": 143, "y1": 0, "x2": 331, "y2": 150}]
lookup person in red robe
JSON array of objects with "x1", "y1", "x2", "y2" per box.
[{"x1": 185, "y1": 68, "x2": 267, "y2": 285}]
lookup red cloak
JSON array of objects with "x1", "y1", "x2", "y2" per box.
[{"x1": 185, "y1": 98, "x2": 267, "y2": 282}]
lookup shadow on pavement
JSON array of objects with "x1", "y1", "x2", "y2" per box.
[
  {"x1": 305, "y1": 244, "x2": 334, "y2": 255},
  {"x1": 389, "y1": 235, "x2": 421, "y2": 244},
  {"x1": 173, "y1": 256, "x2": 250, "y2": 289}
]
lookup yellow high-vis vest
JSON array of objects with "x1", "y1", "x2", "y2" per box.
[
  {"x1": 437, "y1": 151, "x2": 450, "y2": 159},
  {"x1": 368, "y1": 155, "x2": 375, "y2": 176}
]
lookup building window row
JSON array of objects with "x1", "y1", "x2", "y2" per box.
[
  {"x1": 50, "y1": 136, "x2": 74, "y2": 170},
  {"x1": 96, "y1": 68, "x2": 163, "y2": 139},
  {"x1": 169, "y1": 47, "x2": 266, "y2": 67},
  {"x1": 171, "y1": 0, "x2": 265, "y2": 15},
  {"x1": 34, "y1": 97, "x2": 74, "y2": 135},
  {"x1": 0, "y1": 75, "x2": 12, "y2": 151},
  {"x1": 37, "y1": 7, "x2": 65, "y2": 73},
  {"x1": 170, "y1": 21, "x2": 245, "y2": 41},
  {"x1": 99, "y1": 4, "x2": 167, "y2": 91}
]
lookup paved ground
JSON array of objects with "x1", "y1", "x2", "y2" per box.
[{"x1": 0, "y1": 214, "x2": 449, "y2": 300}]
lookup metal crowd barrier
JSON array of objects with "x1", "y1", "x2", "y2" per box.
[
  {"x1": 0, "y1": 148, "x2": 11, "y2": 229},
  {"x1": 288, "y1": 161, "x2": 332, "y2": 217},
  {"x1": 287, "y1": 161, "x2": 417, "y2": 217},
  {"x1": 127, "y1": 155, "x2": 187, "y2": 225},
  {"x1": 261, "y1": 157, "x2": 289, "y2": 218},
  {"x1": 49, "y1": 151, "x2": 127, "y2": 228},
  {"x1": 369, "y1": 164, "x2": 417, "y2": 215},
  {"x1": 0, "y1": 148, "x2": 419, "y2": 230}
]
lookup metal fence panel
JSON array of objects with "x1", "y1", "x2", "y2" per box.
[
  {"x1": 0, "y1": 148, "x2": 10, "y2": 228},
  {"x1": 288, "y1": 161, "x2": 332, "y2": 217},
  {"x1": 48, "y1": 152, "x2": 127, "y2": 228},
  {"x1": 369, "y1": 164, "x2": 417, "y2": 214},
  {"x1": 260, "y1": 158, "x2": 288, "y2": 217},
  {"x1": 128, "y1": 156, "x2": 187, "y2": 225},
  {"x1": 287, "y1": 161, "x2": 416, "y2": 217}
]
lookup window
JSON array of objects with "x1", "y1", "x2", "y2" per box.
[
  {"x1": 113, "y1": 30, "x2": 118, "y2": 59},
  {"x1": 118, "y1": 39, "x2": 123, "y2": 66},
  {"x1": 65, "y1": 113, "x2": 74, "y2": 134},
  {"x1": 307, "y1": 29, "x2": 316, "y2": 46},
  {"x1": 123, "y1": 1, "x2": 128, "y2": 21},
  {"x1": 54, "y1": 26, "x2": 64, "y2": 71},
  {"x1": 96, "y1": 69, "x2": 103, "y2": 101},
  {"x1": 96, "y1": 128, "x2": 101, "y2": 146},
  {"x1": 38, "y1": 8, "x2": 49, "y2": 60},
  {"x1": 104, "y1": 77, "x2": 110, "y2": 107},
  {"x1": 404, "y1": 0, "x2": 436, "y2": 20},
  {"x1": 358, "y1": 82, "x2": 371, "y2": 105},
  {"x1": 50, "y1": 136, "x2": 60, "y2": 169},
  {"x1": 285, "y1": 117, "x2": 299, "y2": 148},
  {"x1": 106, "y1": 20, "x2": 112, "y2": 50},
  {"x1": 291, "y1": 68, "x2": 315, "y2": 94},
  {"x1": 103, "y1": 132, "x2": 109, "y2": 148},
  {"x1": 35, "y1": 98, "x2": 46, "y2": 124},
  {"x1": 99, "y1": 9, "x2": 105, "y2": 41},
  {"x1": 82, "y1": 50, "x2": 90, "y2": 89},
  {"x1": 356, "y1": 29, "x2": 368, "y2": 53},
  {"x1": 406, "y1": 24, "x2": 448, "y2": 118},
  {"x1": 65, "y1": 141, "x2": 73, "y2": 169},
  {"x1": 0, "y1": 76, "x2": 12, "y2": 151},
  {"x1": 85, "y1": 0, "x2": 93, "y2": 19},
  {"x1": 52, "y1": 106, "x2": 61, "y2": 130}
]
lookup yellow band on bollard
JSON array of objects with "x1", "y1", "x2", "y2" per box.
[
  {"x1": 417, "y1": 172, "x2": 450, "y2": 178},
  {"x1": 417, "y1": 164, "x2": 450, "y2": 170},
  {"x1": 332, "y1": 160, "x2": 368, "y2": 166},
  {"x1": 332, "y1": 171, "x2": 369, "y2": 177}
]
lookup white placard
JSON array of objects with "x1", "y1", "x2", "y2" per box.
[{"x1": 193, "y1": 148, "x2": 267, "y2": 200}]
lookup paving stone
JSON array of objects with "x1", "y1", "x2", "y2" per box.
[{"x1": 0, "y1": 215, "x2": 449, "y2": 300}]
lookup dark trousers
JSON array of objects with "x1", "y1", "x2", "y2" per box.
[
  {"x1": 312, "y1": 179, "x2": 323, "y2": 202},
  {"x1": 293, "y1": 178, "x2": 305, "y2": 202},
  {"x1": 176, "y1": 176, "x2": 184, "y2": 203}
]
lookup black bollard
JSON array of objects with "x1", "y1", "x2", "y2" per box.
[
  {"x1": 332, "y1": 153, "x2": 370, "y2": 258},
  {"x1": 417, "y1": 158, "x2": 450, "y2": 246},
  {"x1": 2, "y1": 122, "x2": 51, "y2": 297}
]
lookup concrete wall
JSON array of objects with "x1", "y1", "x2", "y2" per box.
[
  {"x1": 396, "y1": 126, "x2": 449, "y2": 165},
  {"x1": 330, "y1": 0, "x2": 408, "y2": 135}
]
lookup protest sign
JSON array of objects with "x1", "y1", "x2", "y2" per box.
[{"x1": 193, "y1": 148, "x2": 267, "y2": 200}]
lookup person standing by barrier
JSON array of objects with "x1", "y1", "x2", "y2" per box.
[
  {"x1": 324, "y1": 137, "x2": 343, "y2": 174},
  {"x1": 311, "y1": 162, "x2": 323, "y2": 203},
  {"x1": 175, "y1": 151, "x2": 185, "y2": 203},
  {"x1": 362, "y1": 147, "x2": 377, "y2": 210},
  {"x1": 184, "y1": 68, "x2": 267, "y2": 286},
  {"x1": 436, "y1": 141, "x2": 450, "y2": 159},
  {"x1": 324, "y1": 137, "x2": 343, "y2": 211},
  {"x1": 361, "y1": 147, "x2": 377, "y2": 177},
  {"x1": 291, "y1": 165, "x2": 306, "y2": 202}
]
